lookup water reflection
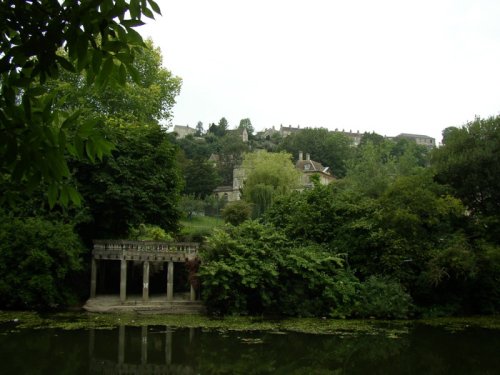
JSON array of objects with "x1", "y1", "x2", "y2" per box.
[
  {"x1": 0, "y1": 322, "x2": 500, "y2": 374},
  {"x1": 89, "y1": 325, "x2": 195, "y2": 374}
]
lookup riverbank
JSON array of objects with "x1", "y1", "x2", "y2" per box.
[{"x1": 1, "y1": 311, "x2": 499, "y2": 335}]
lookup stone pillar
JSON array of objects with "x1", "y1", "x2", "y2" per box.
[
  {"x1": 167, "y1": 261, "x2": 174, "y2": 302},
  {"x1": 120, "y1": 259, "x2": 127, "y2": 303},
  {"x1": 142, "y1": 261, "x2": 150, "y2": 302},
  {"x1": 141, "y1": 326, "x2": 148, "y2": 365},
  {"x1": 118, "y1": 325, "x2": 125, "y2": 365},
  {"x1": 190, "y1": 284, "x2": 196, "y2": 301},
  {"x1": 90, "y1": 257, "x2": 97, "y2": 298}
]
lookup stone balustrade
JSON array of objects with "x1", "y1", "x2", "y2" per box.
[{"x1": 92, "y1": 240, "x2": 199, "y2": 262}]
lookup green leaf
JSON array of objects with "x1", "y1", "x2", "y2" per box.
[
  {"x1": 129, "y1": 0, "x2": 141, "y2": 18},
  {"x1": 55, "y1": 55, "x2": 76, "y2": 73},
  {"x1": 66, "y1": 185, "x2": 82, "y2": 206},
  {"x1": 126, "y1": 63, "x2": 140, "y2": 84},
  {"x1": 97, "y1": 56, "x2": 115, "y2": 86},
  {"x1": 121, "y1": 19, "x2": 145, "y2": 27},
  {"x1": 125, "y1": 27, "x2": 144, "y2": 45},
  {"x1": 48, "y1": 183, "x2": 58, "y2": 208},
  {"x1": 118, "y1": 63, "x2": 126, "y2": 85},
  {"x1": 147, "y1": 0, "x2": 162, "y2": 15},
  {"x1": 142, "y1": 6, "x2": 154, "y2": 19}
]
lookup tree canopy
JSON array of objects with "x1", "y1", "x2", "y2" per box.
[
  {"x1": 0, "y1": 0, "x2": 162, "y2": 206},
  {"x1": 241, "y1": 151, "x2": 300, "y2": 216}
]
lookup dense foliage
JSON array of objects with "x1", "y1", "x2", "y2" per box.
[
  {"x1": 199, "y1": 221, "x2": 412, "y2": 318},
  {"x1": 0, "y1": 211, "x2": 85, "y2": 309},
  {"x1": 200, "y1": 121, "x2": 500, "y2": 317},
  {"x1": 0, "y1": 0, "x2": 162, "y2": 206}
]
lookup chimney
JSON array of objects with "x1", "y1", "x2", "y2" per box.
[
  {"x1": 299, "y1": 151, "x2": 303, "y2": 161},
  {"x1": 306, "y1": 153, "x2": 310, "y2": 161}
]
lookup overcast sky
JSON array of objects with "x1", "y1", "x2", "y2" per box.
[{"x1": 139, "y1": 0, "x2": 500, "y2": 144}]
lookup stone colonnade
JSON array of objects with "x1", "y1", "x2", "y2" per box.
[{"x1": 90, "y1": 240, "x2": 199, "y2": 303}]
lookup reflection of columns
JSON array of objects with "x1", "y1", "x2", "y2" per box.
[
  {"x1": 90, "y1": 258, "x2": 97, "y2": 298},
  {"x1": 166, "y1": 327, "x2": 172, "y2": 365},
  {"x1": 118, "y1": 325, "x2": 125, "y2": 365},
  {"x1": 189, "y1": 327, "x2": 194, "y2": 343},
  {"x1": 142, "y1": 261, "x2": 150, "y2": 302},
  {"x1": 120, "y1": 259, "x2": 127, "y2": 303},
  {"x1": 167, "y1": 261, "x2": 174, "y2": 302},
  {"x1": 89, "y1": 328, "x2": 95, "y2": 357},
  {"x1": 141, "y1": 326, "x2": 148, "y2": 365},
  {"x1": 190, "y1": 284, "x2": 196, "y2": 301}
]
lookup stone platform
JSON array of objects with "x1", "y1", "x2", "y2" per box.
[{"x1": 84, "y1": 295, "x2": 205, "y2": 314}]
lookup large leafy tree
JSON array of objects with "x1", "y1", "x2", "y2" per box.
[
  {"x1": 242, "y1": 151, "x2": 300, "y2": 216},
  {"x1": 0, "y1": 0, "x2": 162, "y2": 206},
  {"x1": 432, "y1": 116, "x2": 500, "y2": 243},
  {"x1": 75, "y1": 123, "x2": 182, "y2": 241},
  {"x1": 279, "y1": 128, "x2": 354, "y2": 177}
]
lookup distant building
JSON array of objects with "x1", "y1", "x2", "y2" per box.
[
  {"x1": 280, "y1": 125, "x2": 302, "y2": 137},
  {"x1": 395, "y1": 133, "x2": 436, "y2": 148},
  {"x1": 213, "y1": 167, "x2": 245, "y2": 202},
  {"x1": 172, "y1": 125, "x2": 196, "y2": 139},
  {"x1": 295, "y1": 151, "x2": 335, "y2": 189},
  {"x1": 331, "y1": 129, "x2": 363, "y2": 146},
  {"x1": 227, "y1": 128, "x2": 249, "y2": 142}
]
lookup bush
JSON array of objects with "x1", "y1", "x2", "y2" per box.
[
  {"x1": 221, "y1": 200, "x2": 252, "y2": 226},
  {"x1": 0, "y1": 213, "x2": 85, "y2": 309},
  {"x1": 199, "y1": 221, "x2": 348, "y2": 316},
  {"x1": 356, "y1": 276, "x2": 412, "y2": 319},
  {"x1": 129, "y1": 224, "x2": 173, "y2": 241}
]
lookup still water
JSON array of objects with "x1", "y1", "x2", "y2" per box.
[{"x1": 1, "y1": 323, "x2": 499, "y2": 374}]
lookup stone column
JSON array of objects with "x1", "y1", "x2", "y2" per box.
[
  {"x1": 142, "y1": 261, "x2": 150, "y2": 302},
  {"x1": 167, "y1": 261, "x2": 174, "y2": 302},
  {"x1": 90, "y1": 257, "x2": 97, "y2": 298},
  {"x1": 120, "y1": 259, "x2": 127, "y2": 303},
  {"x1": 190, "y1": 284, "x2": 196, "y2": 301}
]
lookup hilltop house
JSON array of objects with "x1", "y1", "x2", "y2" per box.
[
  {"x1": 394, "y1": 133, "x2": 436, "y2": 148},
  {"x1": 212, "y1": 151, "x2": 334, "y2": 202},
  {"x1": 172, "y1": 125, "x2": 196, "y2": 139},
  {"x1": 295, "y1": 151, "x2": 335, "y2": 188}
]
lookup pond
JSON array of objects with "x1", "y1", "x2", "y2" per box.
[{"x1": 1, "y1": 317, "x2": 499, "y2": 374}]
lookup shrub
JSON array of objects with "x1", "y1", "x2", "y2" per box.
[
  {"x1": 356, "y1": 276, "x2": 412, "y2": 319},
  {"x1": 221, "y1": 200, "x2": 252, "y2": 226},
  {"x1": 0, "y1": 213, "x2": 85, "y2": 309}
]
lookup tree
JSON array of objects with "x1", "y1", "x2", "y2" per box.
[
  {"x1": 238, "y1": 118, "x2": 254, "y2": 136},
  {"x1": 279, "y1": 128, "x2": 354, "y2": 177},
  {"x1": 0, "y1": 210, "x2": 85, "y2": 309},
  {"x1": 195, "y1": 121, "x2": 204, "y2": 136},
  {"x1": 432, "y1": 116, "x2": 500, "y2": 243},
  {"x1": 0, "y1": 0, "x2": 162, "y2": 206},
  {"x1": 242, "y1": 151, "x2": 300, "y2": 216},
  {"x1": 183, "y1": 158, "x2": 220, "y2": 198},
  {"x1": 221, "y1": 200, "x2": 252, "y2": 226},
  {"x1": 208, "y1": 117, "x2": 228, "y2": 137}
]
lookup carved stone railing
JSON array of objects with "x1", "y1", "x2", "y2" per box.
[{"x1": 93, "y1": 240, "x2": 199, "y2": 262}]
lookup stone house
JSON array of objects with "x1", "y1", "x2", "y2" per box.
[
  {"x1": 295, "y1": 151, "x2": 335, "y2": 189},
  {"x1": 394, "y1": 133, "x2": 436, "y2": 148},
  {"x1": 172, "y1": 125, "x2": 196, "y2": 139}
]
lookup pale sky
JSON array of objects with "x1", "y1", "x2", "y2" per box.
[{"x1": 139, "y1": 0, "x2": 500, "y2": 144}]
